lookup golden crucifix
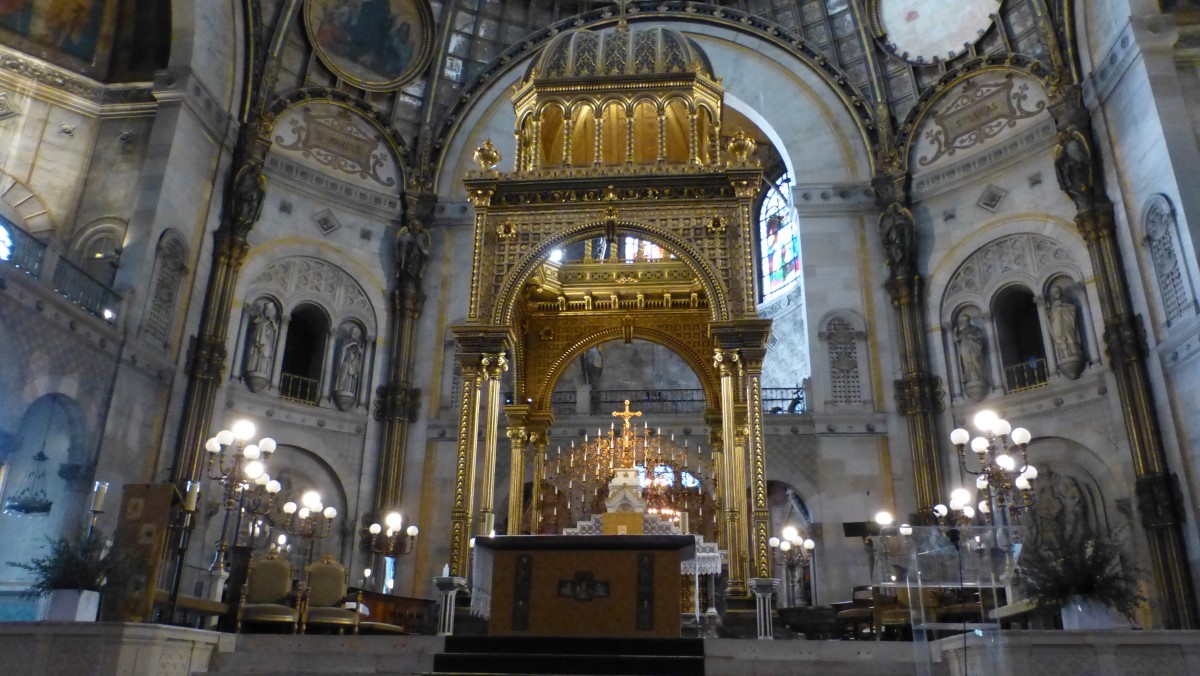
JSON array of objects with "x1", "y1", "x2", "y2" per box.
[{"x1": 612, "y1": 399, "x2": 643, "y2": 429}]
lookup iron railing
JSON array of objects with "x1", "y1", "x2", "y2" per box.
[
  {"x1": 1004, "y1": 358, "x2": 1049, "y2": 393},
  {"x1": 763, "y1": 388, "x2": 806, "y2": 414},
  {"x1": 545, "y1": 386, "x2": 808, "y2": 416},
  {"x1": 0, "y1": 215, "x2": 47, "y2": 278},
  {"x1": 52, "y1": 256, "x2": 119, "y2": 321},
  {"x1": 280, "y1": 373, "x2": 321, "y2": 405}
]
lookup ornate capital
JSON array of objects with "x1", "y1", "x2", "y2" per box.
[
  {"x1": 189, "y1": 335, "x2": 227, "y2": 382},
  {"x1": 714, "y1": 348, "x2": 740, "y2": 377},
  {"x1": 893, "y1": 373, "x2": 945, "y2": 416},
  {"x1": 373, "y1": 384, "x2": 421, "y2": 422},
  {"x1": 481, "y1": 352, "x2": 509, "y2": 380}
]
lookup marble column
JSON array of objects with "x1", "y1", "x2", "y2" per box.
[{"x1": 1050, "y1": 94, "x2": 1198, "y2": 627}]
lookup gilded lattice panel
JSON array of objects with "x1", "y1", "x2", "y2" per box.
[
  {"x1": 521, "y1": 309, "x2": 718, "y2": 409},
  {"x1": 471, "y1": 200, "x2": 751, "y2": 326}
]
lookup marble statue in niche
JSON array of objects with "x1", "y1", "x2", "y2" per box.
[
  {"x1": 1048, "y1": 286, "x2": 1084, "y2": 379},
  {"x1": 333, "y1": 324, "x2": 365, "y2": 411},
  {"x1": 580, "y1": 345, "x2": 603, "y2": 386},
  {"x1": 954, "y1": 311, "x2": 990, "y2": 402},
  {"x1": 244, "y1": 299, "x2": 279, "y2": 393}
]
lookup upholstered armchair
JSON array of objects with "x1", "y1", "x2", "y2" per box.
[
  {"x1": 301, "y1": 555, "x2": 361, "y2": 635},
  {"x1": 237, "y1": 550, "x2": 300, "y2": 633}
]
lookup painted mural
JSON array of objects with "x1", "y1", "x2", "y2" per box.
[
  {"x1": 304, "y1": 0, "x2": 433, "y2": 91},
  {"x1": 0, "y1": 0, "x2": 117, "y2": 73}
]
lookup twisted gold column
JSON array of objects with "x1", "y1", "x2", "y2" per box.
[
  {"x1": 742, "y1": 348, "x2": 771, "y2": 579},
  {"x1": 448, "y1": 355, "x2": 482, "y2": 577}
]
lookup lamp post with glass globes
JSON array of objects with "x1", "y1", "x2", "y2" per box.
[
  {"x1": 768, "y1": 525, "x2": 816, "y2": 607},
  {"x1": 949, "y1": 409, "x2": 1037, "y2": 525},
  {"x1": 280, "y1": 490, "x2": 337, "y2": 567},
  {"x1": 364, "y1": 511, "x2": 420, "y2": 593},
  {"x1": 204, "y1": 420, "x2": 282, "y2": 572}
]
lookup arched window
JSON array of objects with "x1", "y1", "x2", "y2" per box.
[
  {"x1": 280, "y1": 304, "x2": 330, "y2": 405},
  {"x1": 993, "y1": 286, "x2": 1049, "y2": 392},
  {"x1": 759, "y1": 176, "x2": 801, "y2": 302}
]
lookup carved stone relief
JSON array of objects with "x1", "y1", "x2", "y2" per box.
[
  {"x1": 944, "y1": 234, "x2": 1073, "y2": 300},
  {"x1": 1144, "y1": 195, "x2": 1195, "y2": 328},
  {"x1": 819, "y1": 314, "x2": 865, "y2": 407}
]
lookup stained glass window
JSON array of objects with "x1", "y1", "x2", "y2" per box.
[
  {"x1": 0, "y1": 222, "x2": 12, "y2": 262},
  {"x1": 759, "y1": 176, "x2": 801, "y2": 301}
]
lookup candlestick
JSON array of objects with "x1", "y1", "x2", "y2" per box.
[
  {"x1": 184, "y1": 481, "x2": 200, "y2": 512},
  {"x1": 90, "y1": 481, "x2": 109, "y2": 513}
]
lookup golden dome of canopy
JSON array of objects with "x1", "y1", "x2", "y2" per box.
[{"x1": 528, "y1": 26, "x2": 716, "y2": 82}]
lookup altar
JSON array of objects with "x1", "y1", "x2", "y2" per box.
[{"x1": 471, "y1": 534, "x2": 695, "y2": 638}]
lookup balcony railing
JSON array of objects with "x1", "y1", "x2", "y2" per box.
[
  {"x1": 52, "y1": 257, "x2": 119, "y2": 321},
  {"x1": 546, "y1": 386, "x2": 808, "y2": 416},
  {"x1": 595, "y1": 388, "x2": 708, "y2": 414},
  {"x1": 1004, "y1": 358, "x2": 1049, "y2": 393},
  {"x1": 0, "y1": 216, "x2": 47, "y2": 278},
  {"x1": 280, "y1": 373, "x2": 321, "y2": 405},
  {"x1": 763, "y1": 388, "x2": 806, "y2": 414}
]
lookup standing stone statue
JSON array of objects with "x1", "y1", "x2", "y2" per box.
[
  {"x1": 1054, "y1": 129, "x2": 1094, "y2": 211},
  {"x1": 580, "y1": 345, "x2": 603, "y2": 385},
  {"x1": 244, "y1": 300, "x2": 278, "y2": 392},
  {"x1": 1048, "y1": 287, "x2": 1085, "y2": 379},
  {"x1": 333, "y1": 325, "x2": 365, "y2": 410},
  {"x1": 878, "y1": 203, "x2": 916, "y2": 278},
  {"x1": 954, "y1": 313, "x2": 989, "y2": 402}
]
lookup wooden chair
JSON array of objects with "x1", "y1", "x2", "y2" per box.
[
  {"x1": 301, "y1": 555, "x2": 361, "y2": 635},
  {"x1": 835, "y1": 585, "x2": 877, "y2": 640},
  {"x1": 237, "y1": 551, "x2": 300, "y2": 633}
]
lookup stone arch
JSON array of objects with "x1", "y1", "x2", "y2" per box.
[
  {"x1": 243, "y1": 256, "x2": 377, "y2": 336},
  {"x1": 897, "y1": 62, "x2": 1056, "y2": 170},
  {"x1": 434, "y1": 15, "x2": 875, "y2": 194},
  {"x1": 0, "y1": 171, "x2": 54, "y2": 235}
]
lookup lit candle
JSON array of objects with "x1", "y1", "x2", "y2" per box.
[
  {"x1": 184, "y1": 481, "x2": 201, "y2": 512},
  {"x1": 90, "y1": 481, "x2": 109, "y2": 513}
]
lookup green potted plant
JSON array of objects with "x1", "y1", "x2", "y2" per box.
[
  {"x1": 7, "y1": 535, "x2": 122, "y2": 621},
  {"x1": 1018, "y1": 518, "x2": 1143, "y2": 629}
]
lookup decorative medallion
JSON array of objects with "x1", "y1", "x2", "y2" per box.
[
  {"x1": 304, "y1": 0, "x2": 434, "y2": 91},
  {"x1": 872, "y1": 0, "x2": 999, "y2": 63}
]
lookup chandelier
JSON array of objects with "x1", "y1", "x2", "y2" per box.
[
  {"x1": 3, "y1": 450, "x2": 53, "y2": 517},
  {"x1": 544, "y1": 400, "x2": 716, "y2": 533},
  {"x1": 948, "y1": 409, "x2": 1037, "y2": 523}
]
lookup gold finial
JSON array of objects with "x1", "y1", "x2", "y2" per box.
[
  {"x1": 615, "y1": 0, "x2": 630, "y2": 32},
  {"x1": 612, "y1": 399, "x2": 643, "y2": 428},
  {"x1": 473, "y1": 139, "x2": 502, "y2": 171},
  {"x1": 725, "y1": 131, "x2": 756, "y2": 165}
]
